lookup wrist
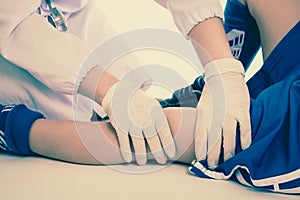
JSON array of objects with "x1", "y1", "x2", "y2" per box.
[
  {"x1": 95, "y1": 71, "x2": 119, "y2": 104},
  {"x1": 203, "y1": 58, "x2": 245, "y2": 79},
  {"x1": 101, "y1": 80, "x2": 140, "y2": 111},
  {"x1": 78, "y1": 65, "x2": 119, "y2": 105}
]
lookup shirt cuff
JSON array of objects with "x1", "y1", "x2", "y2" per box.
[{"x1": 167, "y1": 0, "x2": 224, "y2": 37}]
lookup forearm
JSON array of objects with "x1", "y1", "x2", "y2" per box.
[
  {"x1": 189, "y1": 18, "x2": 234, "y2": 66},
  {"x1": 78, "y1": 65, "x2": 119, "y2": 105},
  {"x1": 155, "y1": 0, "x2": 232, "y2": 66}
]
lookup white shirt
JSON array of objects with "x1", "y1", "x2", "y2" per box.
[
  {"x1": 0, "y1": 0, "x2": 223, "y2": 120},
  {"x1": 0, "y1": 0, "x2": 113, "y2": 120}
]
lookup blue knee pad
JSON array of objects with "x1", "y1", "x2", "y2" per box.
[
  {"x1": 0, "y1": 104, "x2": 44, "y2": 156},
  {"x1": 224, "y1": 0, "x2": 261, "y2": 69}
]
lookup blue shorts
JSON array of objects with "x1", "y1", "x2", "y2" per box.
[{"x1": 190, "y1": 21, "x2": 300, "y2": 194}]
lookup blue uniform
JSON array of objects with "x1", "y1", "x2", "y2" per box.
[
  {"x1": 190, "y1": 21, "x2": 300, "y2": 194},
  {"x1": 161, "y1": 0, "x2": 300, "y2": 194}
]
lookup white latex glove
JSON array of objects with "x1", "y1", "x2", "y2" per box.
[
  {"x1": 102, "y1": 81, "x2": 176, "y2": 165},
  {"x1": 195, "y1": 58, "x2": 252, "y2": 169}
]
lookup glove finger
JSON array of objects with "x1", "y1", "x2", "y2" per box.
[
  {"x1": 156, "y1": 120, "x2": 176, "y2": 159},
  {"x1": 144, "y1": 125, "x2": 167, "y2": 164},
  {"x1": 115, "y1": 128, "x2": 132, "y2": 163},
  {"x1": 131, "y1": 136, "x2": 147, "y2": 165},
  {"x1": 129, "y1": 126, "x2": 147, "y2": 165},
  {"x1": 238, "y1": 112, "x2": 252, "y2": 150},
  {"x1": 205, "y1": 81, "x2": 225, "y2": 169},
  {"x1": 222, "y1": 117, "x2": 237, "y2": 162},
  {"x1": 148, "y1": 103, "x2": 176, "y2": 159},
  {"x1": 206, "y1": 123, "x2": 222, "y2": 169},
  {"x1": 194, "y1": 108, "x2": 208, "y2": 161}
]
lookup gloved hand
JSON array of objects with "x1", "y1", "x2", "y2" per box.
[
  {"x1": 102, "y1": 81, "x2": 176, "y2": 165},
  {"x1": 195, "y1": 58, "x2": 252, "y2": 169}
]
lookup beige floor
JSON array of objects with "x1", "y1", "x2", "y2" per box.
[{"x1": 1, "y1": 153, "x2": 298, "y2": 200}]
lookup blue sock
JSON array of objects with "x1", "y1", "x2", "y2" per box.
[
  {"x1": 159, "y1": 75, "x2": 205, "y2": 108},
  {"x1": 0, "y1": 105, "x2": 11, "y2": 151},
  {"x1": 0, "y1": 104, "x2": 44, "y2": 156},
  {"x1": 224, "y1": 0, "x2": 261, "y2": 70}
]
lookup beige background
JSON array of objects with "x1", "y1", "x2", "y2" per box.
[
  {"x1": 95, "y1": 0, "x2": 263, "y2": 99},
  {"x1": 1, "y1": 1, "x2": 281, "y2": 200}
]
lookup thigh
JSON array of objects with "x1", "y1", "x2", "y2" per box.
[{"x1": 246, "y1": 0, "x2": 300, "y2": 60}]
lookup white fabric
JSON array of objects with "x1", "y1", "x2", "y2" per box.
[
  {"x1": 39, "y1": 0, "x2": 88, "y2": 14},
  {"x1": 0, "y1": 0, "x2": 100, "y2": 120},
  {"x1": 154, "y1": 0, "x2": 224, "y2": 36},
  {"x1": 0, "y1": 0, "x2": 93, "y2": 94},
  {"x1": 195, "y1": 58, "x2": 252, "y2": 168},
  {"x1": 102, "y1": 81, "x2": 176, "y2": 165},
  {"x1": 0, "y1": 0, "x2": 149, "y2": 120}
]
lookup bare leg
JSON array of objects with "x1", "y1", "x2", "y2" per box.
[
  {"x1": 28, "y1": 0, "x2": 300, "y2": 166},
  {"x1": 245, "y1": 0, "x2": 300, "y2": 60},
  {"x1": 29, "y1": 108, "x2": 197, "y2": 165},
  {"x1": 29, "y1": 120, "x2": 104, "y2": 165}
]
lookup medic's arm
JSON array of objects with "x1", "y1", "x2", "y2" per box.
[
  {"x1": 154, "y1": 0, "x2": 232, "y2": 64},
  {"x1": 153, "y1": 0, "x2": 252, "y2": 168}
]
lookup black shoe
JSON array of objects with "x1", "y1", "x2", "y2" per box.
[{"x1": 159, "y1": 75, "x2": 205, "y2": 108}]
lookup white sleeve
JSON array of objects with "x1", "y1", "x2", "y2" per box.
[
  {"x1": 154, "y1": 0, "x2": 224, "y2": 37},
  {"x1": 0, "y1": 0, "x2": 93, "y2": 94}
]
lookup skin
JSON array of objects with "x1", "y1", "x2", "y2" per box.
[
  {"x1": 188, "y1": 2, "x2": 246, "y2": 167},
  {"x1": 188, "y1": 0, "x2": 299, "y2": 167},
  {"x1": 29, "y1": 108, "x2": 196, "y2": 165},
  {"x1": 189, "y1": 18, "x2": 234, "y2": 66},
  {"x1": 245, "y1": 0, "x2": 300, "y2": 60},
  {"x1": 78, "y1": 66, "x2": 118, "y2": 105},
  {"x1": 28, "y1": 0, "x2": 299, "y2": 166}
]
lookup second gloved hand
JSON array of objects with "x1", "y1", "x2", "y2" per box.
[
  {"x1": 102, "y1": 81, "x2": 176, "y2": 165},
  {"x1": 195, "y1": 58, "x2": 252, "y2": 169}
]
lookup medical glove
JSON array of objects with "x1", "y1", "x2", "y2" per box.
[
  {"x1": 102, "y1": 81, "x2": 176, "y2": 165},
  {"x1": 195, "y1": 58, "x2": 251, "y2": 169}
]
